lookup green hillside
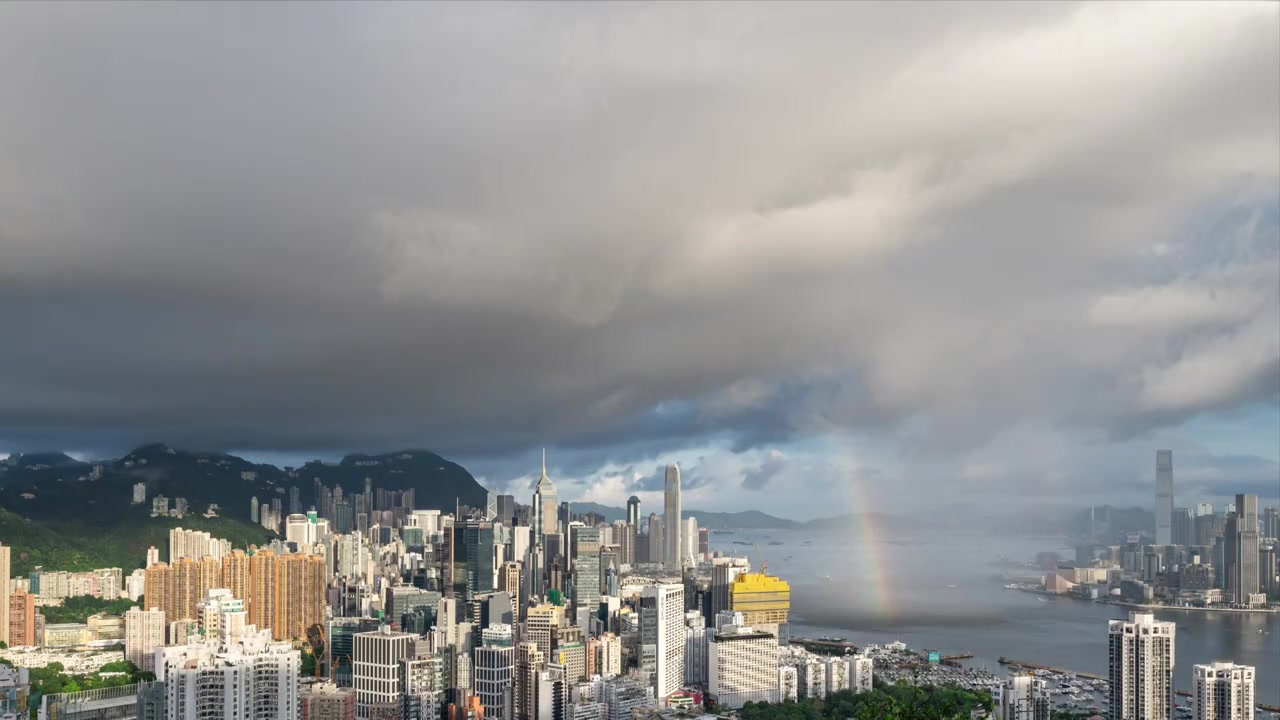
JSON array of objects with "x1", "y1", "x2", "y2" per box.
[{"x1": 0, "y1": 507, "x2": 276, "y2": 576}]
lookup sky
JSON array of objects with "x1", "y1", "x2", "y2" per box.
[{"x1": 1, "y1": 2, "x2": 1277, "y2": 520}]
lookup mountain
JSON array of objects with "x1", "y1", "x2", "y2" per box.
[
  {"x1": 0, "y1": 444, "x2": 487, "y2": 528},
  {"x1": 568, "y1": 502, "x2": 800, "y2": 529}
]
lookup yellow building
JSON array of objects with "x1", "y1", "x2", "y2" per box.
[
  {"x1": 248, "y1": 550, "x2": 277, "y2": 635},
  {"x1": 728, "y1": 572, "x2": 790, "y2": 626},
  {"x1": 222, "y1": 549, "x2": 251, "y2": 604},
  {"x1": 274, "y1": 554, "x2": 325, "y2": 641}
]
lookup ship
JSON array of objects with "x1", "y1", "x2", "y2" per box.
[{"x1": 768, "y1": 541, "x2": 784, "y2": 546}]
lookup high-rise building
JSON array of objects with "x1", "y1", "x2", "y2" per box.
[
  {"x1": 198, "y1": 588, "x2": 247, "y2": 645},
  {"x1": 222, "y1": 550, "x2": 251, "y2": 604},
  {"x1": 124, "y1": 606, "x2": 166, "y2": 672},
  {"x1": 0, "y1": 543, "x2": 9, "y2": 647},
  {"x1": 248, "y1": 551, "x2": 278, "y2": 636},
  {"x1": 516, "y1": 641, "x2": 546, "y2": 720},
  {"x1": 534, "y1": 450, "x2": 559, "y2": 540},
  {"x1": 1225, "y1": 494, "x2": 1260, "y2": 603},
  {"x1": 302, "y1": 682, "x2": 358, "y2": 720},
  {"x1": 275, "y1": 554, "x2": 326, "y2": 641},
  {"x1": 1263, "y1": 507, "x2": 1280, "y2": 540},
  {"x1": 477, "y1": 624, "x2": 516, "y2": 720},
  {"x1": 626, "y1": 497, "x2": 640, "y2": 528},
  {"x1": 647, "y1": 515, "x2": 663, "y2": 567},
  {"x1": 156, "y1": 628, "x2": 301, "y2": 719},
  {"x1": 851, "y1": 655, "x2": 873, "y2": 693},
  {"x1": 590, "y1": 675, "x2": 654, "y2": 720},
  {"x1": 1109, "y1": 612, "x2": 1175, "y2": 720},
  {"x1": 639, "y1": 583, "x2": 684, "y2": 699},
  {"x1": 353, "y1": 626, "x2": 419, "y2": 719},
  {"x1": 683, "y1": 517, "x2": 698, "y2": 564},
  {"x1": 572, "y1": 527, "x2": 602, "y2": 613},
  {"x1": 1193, "y1": 662, "x2": 1255, "y2": 720},
  {"x1": 1173, "y1": 508, "x2": 1194, "y2": 547},
  {"x1": 710, "y1": 557, "x2": 751, "y2": 625},
  {"x1": 289, "y1": 486, "x2": 303, "y2": 515},
  {"x1": 527, "y1": 603, "x2": 564, "y2": 657},
  {"x1": 592, "y1": 633, "x2": 622, "y2": 678},
  {"x1": 728, "y1": 571, "x2": 790, "y2": 629},
  {"x1": 465, "y1": 520, "x2": 497, "y2": 600},
  {"x1": 663, "y1": 465, "x2": 681, "y2": 568},
  {"x1": 707, "y1": 624, "x2": 780, "y2": 709},
  {"x1": 497, "y1": 494, "x2": 517, "y2": 526},
  {"x1": 684, "y1": 614, "x2": 708, "y2": 687},
  {"x1": 1155, "y1": 450, "x2": 1173, "y2": 547},
  {"x1": 994, "y1": 674, "x2": 1051, "y2": 720},
  {"x1": 7, "y1": 589, "x2": 35, "y2": 647}
]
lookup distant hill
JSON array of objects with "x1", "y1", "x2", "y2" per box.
[
  {"x1": 0, "y1": 444, "x2": 488, "y2": 528},
  {"x1": 569, "y1": 502, "x2": 801, "y2": 529}
]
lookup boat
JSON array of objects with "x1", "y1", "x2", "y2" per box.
[{"x1": 768, "y1": 541, "x2": 784, "y2": 546}]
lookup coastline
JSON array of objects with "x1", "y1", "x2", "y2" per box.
[{"x1": 1012, "y1": 586, "x2": 1279, "y2": 615}]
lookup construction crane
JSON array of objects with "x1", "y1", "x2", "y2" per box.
[{"x1": 752, "y1": 539, "x2": 768, "y2": 575}]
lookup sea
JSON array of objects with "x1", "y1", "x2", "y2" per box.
[{"x1": 708, "y1": 526, "x2": 1280, "y2": 706}]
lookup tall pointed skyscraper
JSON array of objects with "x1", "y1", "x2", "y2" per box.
[
  {"x1": 664, "y1": 464, "x2": 681, "y2": 568},
  {"x1": 533, "y1": 449, "x2": 559, "y2": 539}
]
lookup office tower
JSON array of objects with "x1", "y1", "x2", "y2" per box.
[
  {"x1": 639, "y1": 583, "x2": 684, "y2": 699},
  {"x1": 1193, "y1": 662, "x2": 1254, "y2": 720},
  {"x1": 663, "y1": 464, "x2": 681, "y2": 567},
  {"x1": 572, "y1": 527, "x2": 602, "y2": 613},
  {"x1": 527, "y1": 603, "x2": 564, "y2": 657},
  {"x1": 626, "y1": 497, "x2": 640, "y2": 527},
  {"x1": 353, "y1": 626, "x2": 419, "y2": 719},
  {"x1": 302, "y1": 682, "x2": 358, "y2": 720},
  {"x1": 7, "y1": 590, "x2": 35, "y2": 647},
  {"x1": 537, "y1": 663, "x2": 570, "y2": 720},
  {"x1": 251, "y1": 496, "x2": 260, "y2": 523},
  {"x1": 1109, "y1": 612, "x2": 1175, "y2": 720},
  {"x1": 0, "y1": 544, "x2": 9, "y2": 647},
  {"x1": 463, "y1": 520, "x2": 496, "y2": 600},
  {"x1": 552, "y1": 625, "x2": 587, "y2": 683},
  {"x1": 497, "y1": 495, "x2": 517, "y2": 526},
  {"x1": 710, "y1": 557, "x2": 751, "y2": 625},
  {"x1": 707, "y1": 623, "x2": 780, "y2": 709},
  {"x1": 683, "y1": 517, "x2": 698, "y2": 563},
  {"x1": 729, "y1": 571, "x2": 790, "y2": 631},
  {"x1": 1263, "y1": 507, "x2": 1280, "y2": 540},
  {"x1": 994, "y1": 674, "x2": 1051, "y2": 720},
  {"x1": 1155, "y1": 450, "x2": 1173, "y2": 546},
  {"x1": 1261, "y1": 545, "x2": 1279, "y2": 597},
  {"x1": 851, "y1": 655, "x2": 873, "y2": 693},
  {"x1": 698, "y1": 528, "x2": 709, "y2": 558},
  {"x1": 477, "y1": 625, "x2": 516, "y2": 720},
  {"x1": 289, "y1": 485, "x2": 302, "y2": 515},
  {"x1": 516, "y1": 641, "x2": 546, "y2": 720},
  {"x1": 1173, "y1": 508, "x2": 1194, "y2": 547},
  {"x1": 1225, "y1": 494, "x2": 1260, "y2": 603},
  {"x1": 534, "y1": 450, "x2": 559, "y2": 539},
  {"x1": 249, "y1": 550, "x2": 278, "y2": 636},
  {"x1": 647, "y1": 515, "x2": 663, "y2": 566},
  {"x1": 334, "y1": 500, "x2": 355, "y2": 535},
  {"x1": 684, "y1": 614, "x2": 708, "y2": 686},
  {"x1": 124, "y1": 606, "x2": 166, "y2": 672},
  {"x1": 156, "y1": 628, "x2": 301, "y2": 720}
]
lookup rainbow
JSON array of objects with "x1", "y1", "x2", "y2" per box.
[{"x1": 843, "y1": 464, "x2": 894, "y2": 618}]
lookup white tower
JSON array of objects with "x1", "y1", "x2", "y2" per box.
[
  {"x1": 533, "y1": 450, "x2": 558, "y2": 539},
  {"x1": 1109, "y1": 612, "x2": 1175, "y2": 720},
  {"x1": 1194, "y1": 662, "x2": 1254, "y2": 720},
  {"x1": 663, "y1": 464, "x2": 681, "y2": 568}
]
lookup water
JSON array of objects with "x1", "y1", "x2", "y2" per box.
[{"x1": 710, "y1": 527, "x2": 1279, "y2": 705}]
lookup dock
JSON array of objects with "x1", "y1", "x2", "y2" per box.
[{"x1": 999, "y1": 658, "x2": 1280, "y2": 713}]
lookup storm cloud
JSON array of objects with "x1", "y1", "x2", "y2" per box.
[{"x1": 1, "y1": 2, "x2": 1277, "y2": 513}]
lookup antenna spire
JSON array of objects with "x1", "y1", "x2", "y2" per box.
[{"x1": 542, "y1": 448, "x2": 547, "y2": 476}]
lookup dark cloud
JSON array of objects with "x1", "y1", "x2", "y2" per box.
[{"x1": 0, "y1": 3, "x2": 1277, "y2": 513}]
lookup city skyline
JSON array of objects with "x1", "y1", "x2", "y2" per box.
[{"x1": 1, "y1": 2, "x2": 1278, "y2": 521}]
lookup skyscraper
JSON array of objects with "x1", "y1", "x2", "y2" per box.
[
  {"x1": 125, "y1": 606, "x2": 166, "y2": 672},
  {"x1": 1193, "y1": 662, "x2": 1255, "y2": 720},
  {"x1": 1156, "y1": 450, "x2": 1173, "y2": 546},
  {"x1": 707, "y1": 624, "x2": 780, "y2": 709},
  {"x1": 1225, "y1": 494, "x2": 1260, "y2": 603},
  {"x1": 1109, "y1": 612, "x2": 1175, "y2": 720},
  {"x1": 626, "y1": 497, "x2": 640, "y2": 527},
  {"x1": 663, "y1": 464, "x2": 681, "y2": 568},
  {"x1": 533, "y1": 450, "x2": 559, "y2": 539},
  {"x1": 647, "y1": 514, "x2": 663, "y2": 566},
  {"x1": 572, "y1": 527, "x2": 602, "y2": 614},
  {"x1": 639, "y1": 583, "x2": 684, "y2": 699},
  {"x1": 353, "y1": 626, "x2": 419, "y2": 719}
]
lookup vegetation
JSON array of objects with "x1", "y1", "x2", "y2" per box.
[
  {"x1": 37, "y1": 596, "x2": 138, "y2": 624},
  {"x1": 737, "y1": 684, "x2": 991, "y2": 720},
  {"x1": 22, "y1": 659, "x2": 154, "y2": 719},
  {"x1": 0, "y1": 507, "x2": 275, "y2": 576}
]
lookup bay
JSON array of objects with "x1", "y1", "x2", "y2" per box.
[{"x1": 710, "y1": 526, "x2": 1280, "y2": 705}]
